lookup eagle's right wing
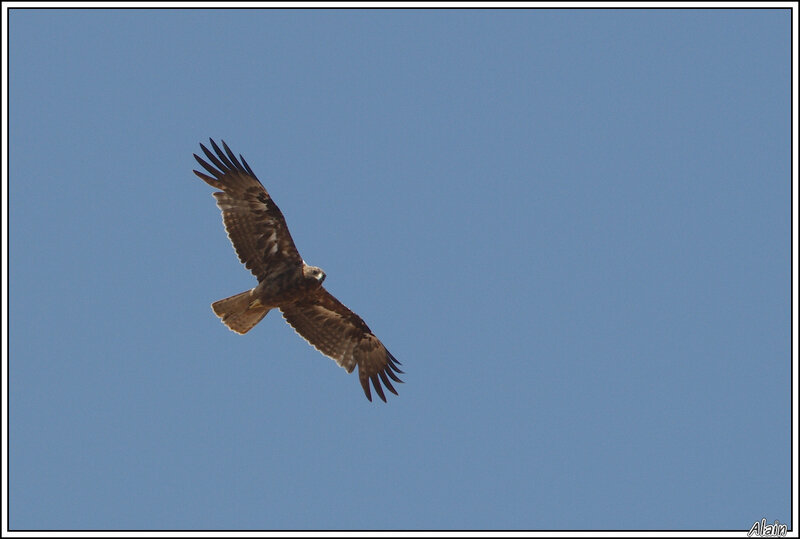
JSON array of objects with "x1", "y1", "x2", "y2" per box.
[
  {"x1": 193, "y1": 139, "x2": 303, "y2": 282},
  {"x1": 280, "y1": 287, "x2": 403, "y2": 402}
]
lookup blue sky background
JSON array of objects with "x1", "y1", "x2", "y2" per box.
[{"x1": 8, "y1": 8, "x2": 792, "y2": 531}]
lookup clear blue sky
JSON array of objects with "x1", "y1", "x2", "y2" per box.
[{"x1": 8, "y1": 8, "x2": 792, "y2": 531}]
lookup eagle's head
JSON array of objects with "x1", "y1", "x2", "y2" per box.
[{"x1": 303, "y1": 264, "x2": 326, "y2": 285}]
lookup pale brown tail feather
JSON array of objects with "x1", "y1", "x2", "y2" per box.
[{"x1": 211, "y1": 289, "x2": 269, "y2": 334}]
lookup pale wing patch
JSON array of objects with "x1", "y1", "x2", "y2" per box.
[{"x1": 283, "y1": 302, "x2": 359, "y2": 373}]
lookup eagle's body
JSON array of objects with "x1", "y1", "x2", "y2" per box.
[
  {"x1": 193, "y1": 139, "x2": 402, "y2": 402},
  {"x1": 210, "y1": 263, "x2": 324, "y2": 335},
  {"x1": 252, "y1": 263, "x2": 326, "y2": 308}
]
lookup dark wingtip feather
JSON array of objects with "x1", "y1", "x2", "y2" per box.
[
  {"x1": 193, "y1": 152, "x2": 224, "y2": 180},
  {"x1": 379, "y1": 370, "x2": 398, "y2": 396},
  {"x1": 221, "y1": 140, "x2": 246, "y2": 171},
  {"x1": 209, "y1": 139, "x2": 235, "y2": 170},
  {"x1": 387, "y1": 354, "x2": 404, "y2": 375},
  {"x1": 199, "y1": 141, "x2": 229, "y2": 173},
  {"x1": 193, "y1": 169, "x2": 218, "y2": 185},
  {"x1": 240, "y1": 154, "x2": 256, "y2": 176},
  {"x1": 196, "y1": 139, "x2": 261, "y2": 183},
  {"x1": 360, "y1": 374, "x2": 373, "y2": 402},
  {"x1": 355, "y1": 350, "x2": 404, "y2": 402},
  {"x1": 371, "y1": 373, "x2": 387, "y2": 402},
  {"x1": 385, "y1": 366, "x2": 403, "y2": 384}
]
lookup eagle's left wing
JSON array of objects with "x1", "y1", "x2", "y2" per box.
[
  {"x1": 193, "y1": 139, "x2": 303, "y2": 282},
  {"x1": 280, "y1": 288, "x2": 403, "y2": 402}
]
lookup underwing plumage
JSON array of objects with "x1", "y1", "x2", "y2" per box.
[{"x1": 193, "y1": 139, "x2": 402, "y2": 402}]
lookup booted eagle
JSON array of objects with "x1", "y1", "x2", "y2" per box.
[{"x1": 193, "y1": 139, "x2": 402, "y2": 402}]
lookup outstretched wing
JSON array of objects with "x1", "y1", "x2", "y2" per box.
[
  {"x1": 280, "y1": 288, "x2": 403, "y2": 402},
  {"x1": 193, "y1": 139, "x2": 303, "y2": 282}
]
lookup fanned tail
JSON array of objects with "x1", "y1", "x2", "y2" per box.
[{"x1": 211, "y1": 289, "x2": 269, "y2": 334}]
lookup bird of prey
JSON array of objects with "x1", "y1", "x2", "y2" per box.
[{"x1": 193, "y1": 139, "x2": 402, "y2": 402}]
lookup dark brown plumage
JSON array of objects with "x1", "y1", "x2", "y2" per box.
[{"x1": 193, "y1": 139, "x2": 402, "y2": 402}]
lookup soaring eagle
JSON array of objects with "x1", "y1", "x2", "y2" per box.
[{"x1": 193, "y1": 139, "x2": 403, "y2": 402}]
